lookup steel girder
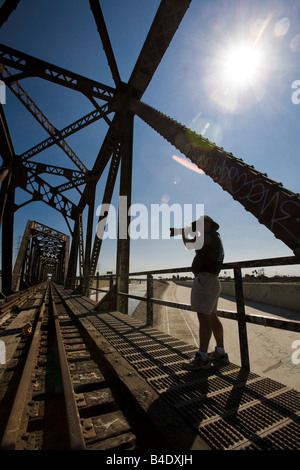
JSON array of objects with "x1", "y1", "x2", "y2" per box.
[
  {"x1": 1, "y1": 0, "x2": 228, "y2": 296},
  {"x1": 0, "y1": 104, "x2": 14, "y2": 229},
  {"x1": 0, "y1": 64, "x2": 88, "y2": 175},
  {"x1": 0, "y1": 43, "x2": 115, "y2": 101},
  {"x1": 20, "y1": 104, "x2": 112, "y2": 161},
  {"x1": 128, "y1": 0, "x2": 192, "y2": 99},
  {"x1": 1, "y1": 0, "x2": 299, "y2": 300},
  {"x1": 1, "y1": 0, "x2": 298, "y2": 299},
  {"x1": 89, "y1": 0, "x2": 121, "y2": 89},
  {"x1": 129, "y1": 99, "x2": 300, "y2": 258}
]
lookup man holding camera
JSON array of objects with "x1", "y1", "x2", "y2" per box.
[{"x1": 170, "y1": 215, "x2": 229, "y2": 370}]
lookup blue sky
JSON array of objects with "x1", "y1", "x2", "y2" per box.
[{"x1": 1, "y1": 0, "x2": 300, "y2": 277}]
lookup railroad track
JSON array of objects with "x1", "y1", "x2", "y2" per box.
[
  {"x1": 0, "y1": 282, "x2": 157, "y2": 450},
  {"x1": 0, "y1": 284, "x2": 45, "y2": 334}
]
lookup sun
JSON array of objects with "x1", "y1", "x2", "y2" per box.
[
  {"x1": 222, "y1": 43, "x2": 263, "y2": 87},
  {"x1": 203, "y1": 40, "x2": 267, "y2": 113}
]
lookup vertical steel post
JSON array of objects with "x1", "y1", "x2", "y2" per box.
[
  {"x1": 116, "y1": 112, "x2": 133, "y2": 314},
  {"x1": 96, "y1": 272, "x2": 99, "y2": 302},
  {"x1": 0, "y1": 104, "x2": 15, "y2": 233},
  {"x1": 147, "y1": 274, "x2": 153, "y2": 326},
  {"x1": 0, "y1": 168, "x2": 11, "y2": 231},
  {"x1": 1, "y1": 177, "x2": 15, "y2": 295},
  {"x1": 11, "y1": 220, "x2": 32, "y2": 291},
  {"x1": 234, "y1": 267, "x2": 250, "y2": 370},
  {"x1": 65, "y1": 215, "x2": 80, "y2": 289},
  {"x1": 63, "y1": 235, "x2": 70, "y2": 285},
  {"x1": 25, "y1": 235, "x2": 34, "y2": 285},
  {"x1": 82, "y1": 182, "x2": 96, "y2": 296},
  {"x1": 78, "y1": 212, "x2": 85, "y2": 279}
]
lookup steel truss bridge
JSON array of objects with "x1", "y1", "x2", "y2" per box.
[
  {"x1": 1, "y1": 0, "x2": 300, "y2": 451},
  {"x1": 1, "y1": 0, "x2": 299, "y2": 302}
]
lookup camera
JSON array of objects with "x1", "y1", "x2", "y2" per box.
[
  {"x1": 169, "y1": 227, "x2": 183, "y2": 237},
  {"x1": 170, "y1": 220, "x2": 197, "y2": 238}
]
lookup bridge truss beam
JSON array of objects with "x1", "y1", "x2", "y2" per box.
[
  {"x1": 12, "y1": 220, "x2": 69, "y2": 291},
  {"x1": 1, "y1": 0, "x2": 299, "y2": 304}
]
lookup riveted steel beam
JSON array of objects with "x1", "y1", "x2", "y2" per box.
[
  {"x1": 130, "y1": 99, "x2": 300, "y2": 258},
  {"x1": 0, "y1": 104, "x2": 15, "y2": 229},
  {"x1": 129, "y1": 0, "x2": 191, "y2": 99},
  {"x1": 21, "y1": 104, "x2": 112, "y2": 161},
  {"x1": 116, "y1": 111, "x2": 134, "y2": 314},
  {"x1": 0, "y1": 0, "x2": 20, "y2": 27},
  {"x1": 0, "y1": 43, "x2": 115, "y2": 101},
  {"x1": 90, "y1": 149, "x2": 121, "y2": 277},
  {"x1": 0, "y1": 66, "x2": 88, "y2": 175},
  {"x1": 89, "y1": 0, "x2": 121, "y2": 88}
]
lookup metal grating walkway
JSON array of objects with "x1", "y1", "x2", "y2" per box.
[{"x1": 87, "y1": 311, "x2": 300, "y2": 450}]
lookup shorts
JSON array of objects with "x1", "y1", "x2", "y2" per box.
[{"x1": 191, "y1": 273, "x2": 221, "y2": 315}]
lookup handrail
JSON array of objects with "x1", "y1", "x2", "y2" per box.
[
  {"x1": 88, "y1": 255, "x2": 300, "y2": 370},
  {"x1": 128, "y1": 255, "x2": 300, "y2": 275}
]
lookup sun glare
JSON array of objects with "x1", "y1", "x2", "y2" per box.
[
  {"x1": 223, "y1": 44, "x2": 263, "y2": 86},
  {"x1": 204, "y1": 38, "x2": 267, "y2": 113}
]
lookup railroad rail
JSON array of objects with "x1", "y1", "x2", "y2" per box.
[
  {"x1": 0, "y1": 283, "x2": 46, "y2": 334},
  {"x1": 1, "y1": 277, "x2": 300, "y2": 450},
  {"x1": 0, "y1": 282, "x2": 160, "y2": 450}
]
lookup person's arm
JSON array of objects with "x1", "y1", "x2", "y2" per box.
[{"x1": 182, "y1": 226, "x2": 197, "y2": 250}]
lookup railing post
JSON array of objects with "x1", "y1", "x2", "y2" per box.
[
  {"x1": 96, "y1": 272, "x2": 99, "y2": 302},
  {"x1": 234, "y1": 268, "x2": 250, "y2": 370},
  {"x1": 147, "y1": 274, "x2": 153, "y2": 326}
]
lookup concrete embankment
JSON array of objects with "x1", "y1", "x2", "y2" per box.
[
  {"x1": 131, "y1": 280, "x2": 169, "y2": 324},
  {"x1": 172, "y1": 280, "x2": 300, "y2": 313},
  {"x1": 221, "y1": 282, "x2": 300, "y2": 312}
]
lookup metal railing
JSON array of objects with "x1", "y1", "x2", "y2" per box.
[{"x1": 88, "y1": 255, "x2": 300, "y2": 370}]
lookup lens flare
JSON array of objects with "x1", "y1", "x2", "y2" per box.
[
  {"x1": 172, "y1": 155, "x2": 204, "y2": 174},
  {"x1": 274, "y1": 17, "x2": 290, "y2": 37}
]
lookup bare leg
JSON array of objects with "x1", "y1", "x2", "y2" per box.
[
  {"x1": 197, "y1": 311, "x2": 225, "y2": 353},
  {"x1": 210, "y1": 311, "x2": 224, "y2": 348},
  {"x1": 197, "y1": 312, "x2": 212, "y2": 353}
]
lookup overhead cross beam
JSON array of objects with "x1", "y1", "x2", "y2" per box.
[
  {"x1": 21, "y1": 104, "x2": 113, "y2": 161},
  {"x1": 0, "y1": 43, "x2": 116, "y2": 101},
  {"x1": 21, "y1": 161, "x2": 86, "y2": 194},
  {"x1": 15, "y1": 165, "x2": 77, "y2": 232},
  {"x1": 0, "y1": 65, "x2": 88, "y2": 175}
]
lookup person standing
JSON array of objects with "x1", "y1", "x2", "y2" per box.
[{"x1": 177, "y1": 215, "x2": 229, "y2": 370}]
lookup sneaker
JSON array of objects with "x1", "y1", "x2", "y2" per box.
[
  {"x1": 209, "y1": 347, "x2": 229, "y2": 365},
  {"x1": 182, "y1": 352, "x2": 212, "y2": 370}
]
